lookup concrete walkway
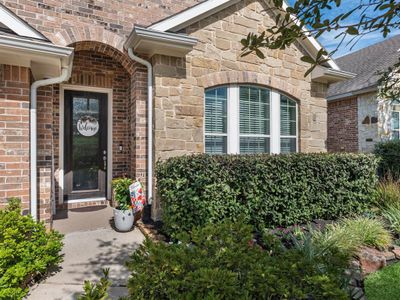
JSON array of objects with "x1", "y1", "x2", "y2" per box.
[{"x1": 27, "y1": 206, "x2": 145, "y2": 300}]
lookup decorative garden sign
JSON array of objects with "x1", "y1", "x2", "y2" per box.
[{"x1": 77, "y1": 115, "x2": 99, "y2": 136}]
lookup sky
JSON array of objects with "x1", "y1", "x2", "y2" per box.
[{"x1": 287, "y1": 0, "x2": 400, "y2": 58}]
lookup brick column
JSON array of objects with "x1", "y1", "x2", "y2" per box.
[
  {"x1": 130, "y1": 63, "x2": 148, "y2": 191},
  {"x1": 37, "y1": 85, "x2": 55, "y2": 224},
  {"x1": 0, "y1": 65, "x2": 30, "y2": 214}
]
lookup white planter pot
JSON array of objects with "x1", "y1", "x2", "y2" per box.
[{"x1": 113, "y1": 208, "x2": 134, "y2": 232}]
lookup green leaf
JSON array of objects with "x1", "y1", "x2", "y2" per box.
[
  {"x1": 300, "y1": 56, "x2": 315, "y2": 64},
  {"x1": 346, "y1": 26, "x2": 359, "y2": 35}
]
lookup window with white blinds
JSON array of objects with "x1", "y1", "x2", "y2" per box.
[
  {"x1": 392, "y1": 102, "x2": 400, "y2": 140},
  {"x1": 204, "y1": 85, "x2": 298, "y2": 154},
  {"x1": 239, "y1": 86, "x2": 270, "y2": 154},
  {"x1": 205, "y1": 87, "x2": 228, "y2": 154},
  {"x1": 280, "y1": 95, "x2": 297, "y2": 153}
]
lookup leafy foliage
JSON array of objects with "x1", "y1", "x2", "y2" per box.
[
  {"x1": 240, "y1": 0, "x2": 400, "y2": 97},
  {"x1": 78, "y1": 269, "x2": 111, "y2": 300},
  {"x1": 374, "y1": 140, "x2": 400, "y2": 180},
  {"x1": 312, "y1": 217, "x2": 392, "y2": 255},
  {"x1": 382, "y1": 205, "x2": 400, "y2": 235},
  {"x1": 340, "y1": 217, "x2": 392, "y2": 250},
  {"x1": 112, "y1": 178, "x2": 133, "y2": 210},
  {"x1": 156, "y1": 153, "x2": 378, "y2": 237},
  {"x1": 375, "y1": 179, "x2": 400, "y2": 208},
  {"x1": 126, "y1": 220, "x2": 349, "y2": 299},
  {"x1": 0, "y1": 198, "x2": 63, "y2": 299}
]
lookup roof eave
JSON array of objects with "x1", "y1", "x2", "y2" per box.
[
  {"x1": 311, "y1": 66, "x2": 356, "y2": 84},
  {"x1": 0, "y1": 3, "x2": 49, "y2": 41},
  {"x1": 327, "y1": 85, "x2": 378, "y2": 101},
  {"x1": 0, "y1": 34, "x2": 74, "y2": 79},
  {"x1": 147, "y1": 0, "x2": 340, "y2": 70},
  {"x1": 124, "y1": 26, "x2": 198, "y2": 57},
  {"x1": 149, "y1": 0, "x2": 241, "y2": 32}
]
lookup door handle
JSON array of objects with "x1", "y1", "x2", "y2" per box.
[{"x1": 103, "y1": 154, "x2": 107, "y2": 170}]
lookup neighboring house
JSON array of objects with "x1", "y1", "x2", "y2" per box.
[
  {"x1": 327, "y1": 35, "x2": 400, "y2": 153},
  {"x1": 0, "y1": 0, "x2": 352, "y2": 225}
]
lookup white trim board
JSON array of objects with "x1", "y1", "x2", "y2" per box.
[
  {"x1": 149, "y1": 0, "x2": 339, "y2": 70},
  {"x1": 58, "y1": 85, "x2": 113, "y2": 205},
  {"x1": 0, "y1": 3, "x2": 48, "y2": 40}
]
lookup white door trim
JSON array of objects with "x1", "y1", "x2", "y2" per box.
[{"x1": 59, "y1": 84, "x2": 113, "y2": 204}]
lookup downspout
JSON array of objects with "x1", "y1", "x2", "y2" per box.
[
  {"x1": 30, "y1": 65, "x2": 72, "y2": 221},
  {"x1": 127, "y1": 48, "x2": 153, "y2": 204}
]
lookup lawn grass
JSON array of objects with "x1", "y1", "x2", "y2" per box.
[{"x1": 364, "y1": 262, "x2": 400, "y2": 300}]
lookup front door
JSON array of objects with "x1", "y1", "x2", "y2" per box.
[{"x1": 64, "y1": 90, "x2": 108, "y2": 200}]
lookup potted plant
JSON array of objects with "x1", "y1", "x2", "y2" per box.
[{"x1": 112, "y1": 178, "x2": 134, "y2": 232}]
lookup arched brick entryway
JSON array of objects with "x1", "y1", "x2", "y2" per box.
[{"x1": 48, "y1": 41, "x2": 148, "y2": 212}]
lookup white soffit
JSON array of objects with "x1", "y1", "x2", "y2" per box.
[
  {"x1": 124, "y1": 26, "x2": 198, "y2": 57},
  {"x1": 311, "y1": 66, "x2": 356, "y2": 84},
  {"x1": 148, "y1": 0, "x2": 339, "y2": 70},
  {"x1": 0, "y1": 34, "x2": 74, "y2": 79},
  {"x1": 0, "y1": 4, "x2": 48, "y2": 41}
]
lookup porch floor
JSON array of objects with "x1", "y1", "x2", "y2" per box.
[{"x1": 26, "y1": 205, "x2": 145, "y2": 299}]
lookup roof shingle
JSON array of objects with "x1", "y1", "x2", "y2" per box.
[{"x1": 327, "y1": 35, "x2": 400, "y2": 99}]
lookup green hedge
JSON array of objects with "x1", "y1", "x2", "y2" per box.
[
  {"x1": 156, "y1": 153, "x2": 378, "y2": 236},
  {"x1": 374, "y1": 140, "x2": 400, "y2": 179}
]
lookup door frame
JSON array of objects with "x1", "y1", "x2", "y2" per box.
[{"x1": 59, "y1": 84, "x2": 113, "y2": 204}]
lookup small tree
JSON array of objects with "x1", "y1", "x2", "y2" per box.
[{"x1": 241, "y1": 0, "x2": 400, "y2": 98}]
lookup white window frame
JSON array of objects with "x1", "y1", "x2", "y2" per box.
[
  {"x1": 204, "y1": 85, "x2": 299, "y2": 154},
  {"x1": 204, "y1": 87, "x2": 229, "y2": 154},
  {"x1": 279, "y1": 95, "x2": 299, "y2": 153},
  {"x1": 392, "y1": 104, "x2": 400, "y2": 140}
]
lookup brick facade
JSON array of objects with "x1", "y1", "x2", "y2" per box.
[
  {"x1": 327, "y1": 98, "x2": 359, "y2": 152},
  {"x1": 50, "y1": 43, "x2": 148, "y2": 210},
  {"x1": 1, "y1": 0, "x2": 204, "y2": 51},
  {"x1": 0, "y1": 65, "x2": 30, "y2": 214}
]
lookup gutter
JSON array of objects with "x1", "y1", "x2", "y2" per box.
[
  {"x1": 127, "y1": 48, "x2": 153, "y2": 205},
  {"x1": 126, "y1": 26, "x2": 198, "y2": 51},
  {"x1": 0, "y1": 34, "x2": 73, "y2": 57},
  {"x1": 327, "y1": 85, "x2": 378, "y2": 102},
  {"x1": 30, "y1": 60, "x2": 73, "y2": 221}
]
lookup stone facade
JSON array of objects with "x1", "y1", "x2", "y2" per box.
[
  {"x1": 152, "y1": 0, "x2": 329, "y2": 218},
  {"x1": 327, "y1": 97, "x2": 359, "y2": 152},
  {"x1": 153, "y1": 0, "x2": 328, "y2": 162},
  {"x1": 358, "y1": 93, "x2": 380, "y2": 153}
]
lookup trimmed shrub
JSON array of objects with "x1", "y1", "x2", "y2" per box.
[
  {"x1": 126, "y1": 221, "x2": 349, "y2": 299},
  {"x1": 156, "y1": 153, "x2": 378, "y2": 236},
  {"x1": 374, "y1": 140, "x2": 400, "y2": 179},
  {"x1": 0, "y1": 199, "x2": 63, "y2": 299}
]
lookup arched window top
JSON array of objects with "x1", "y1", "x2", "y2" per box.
[{"x1": 205, "y1": 85, "x2": 298, "y2": 154}]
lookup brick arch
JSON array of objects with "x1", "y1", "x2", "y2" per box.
[
  {"x1": 69, "y1": 41, "x2": 135, "y2": 75},
  {"x1": 198, "y1": 71, "x2": 304, "y2": 101},
  {"x1": 51, "y1": 26, "x2": 125, "y2": 52}
]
